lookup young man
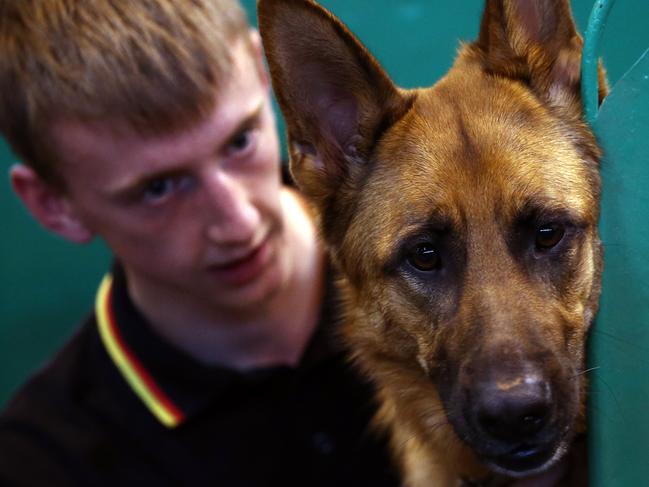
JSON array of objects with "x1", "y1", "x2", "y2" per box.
[{"x1": 0, "y1": 1, "x2": 397, "y2": 485}]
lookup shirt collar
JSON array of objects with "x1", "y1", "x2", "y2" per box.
[{"x1": 95, "y1": 262, "x2": 340, "y2": 429}]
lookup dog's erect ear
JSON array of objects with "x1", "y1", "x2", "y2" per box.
[
  {"x1": 258, "y1": 0, "x2": 411, "y2": 203},
  {"x1": 476, "y1": 0, "x2": 604, "y2": 114}
]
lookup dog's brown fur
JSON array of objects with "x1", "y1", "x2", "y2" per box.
[{"x1": 258, "y1": 1, "x2": 607, "y2": 485}]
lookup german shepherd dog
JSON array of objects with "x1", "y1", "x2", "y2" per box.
[{"x1": 258, "y1": 0, "x2": 606, "y2": 484}]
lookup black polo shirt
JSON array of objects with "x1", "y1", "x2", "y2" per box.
[{"x1": 0, "y1": 265, "x2": 399, "y2": 486}]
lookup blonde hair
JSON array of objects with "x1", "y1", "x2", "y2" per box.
[{"x1": 0, "y1": 0, "x2": 250, "y2": 187}]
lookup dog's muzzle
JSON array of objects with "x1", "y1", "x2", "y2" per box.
[{"x1": 444, "y1": 353, "x2": 576, "y2": 476}]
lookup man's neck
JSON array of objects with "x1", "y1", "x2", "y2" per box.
[{"x1": 125, "y1": 188, "x2": 326, "y2": 370}]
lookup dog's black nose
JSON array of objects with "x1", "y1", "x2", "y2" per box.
[{"x1": 474, "y1": 374, "x2": 552, "y2": 442}]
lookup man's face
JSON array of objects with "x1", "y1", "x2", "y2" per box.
[{"x1": 50, "y1": 37, "x2": 287, "y2": 314}]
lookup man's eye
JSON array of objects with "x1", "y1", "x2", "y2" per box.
[
  {"x1": 227, "y1": 128, "x2": 257, "y2": 156},
  {"x1": 142, "y1": 177, "x2": 178, "y2": 204},
  {"x1": 232, "y1": 131, "x2": 250, "y2": 150}
]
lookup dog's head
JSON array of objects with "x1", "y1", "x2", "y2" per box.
[{"x1": 259, "y1": 0, "x2": 603, "y2": 479}]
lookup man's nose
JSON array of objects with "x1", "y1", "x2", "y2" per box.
[{"x1": 202, "y1": 171, "x2": 261, "y2": 246}]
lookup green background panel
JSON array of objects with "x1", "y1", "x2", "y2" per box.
[
  {"x1": 589, "y1": 46, "x2": 649, "y2": 486},
  {"x1": 2, "y1": 0, "x2": 648, "y2": 425}
]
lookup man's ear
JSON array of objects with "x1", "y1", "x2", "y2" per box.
[{"x1": 10, "y1": 164, "x2": 94, "y2": 243}]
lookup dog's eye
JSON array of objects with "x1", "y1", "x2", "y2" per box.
[
  {"x1": 535, "y1": 223, "x2": 565, "y2": 250},
  {"x1": 407, "y1": 243, "x2": 441, "y2": 272}
]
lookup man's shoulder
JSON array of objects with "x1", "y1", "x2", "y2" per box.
[
  {"x1": 0, "y1": 318, "x2": 109, "y2": 485},
  {"x1": 1, "y1": 318, "x2": 99, "y2": 421}
]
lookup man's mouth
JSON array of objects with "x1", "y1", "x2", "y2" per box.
[{"x1": 207, "y1": 235, "x2": 274, "y2": 286}]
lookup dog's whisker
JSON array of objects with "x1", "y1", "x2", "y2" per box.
[{"x1": 571, "y1": 366, "x2": 601, "y2": 379}]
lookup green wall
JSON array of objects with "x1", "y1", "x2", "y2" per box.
[{"x1": 2, "y1": 0, "x2": 648, "y2": 412}]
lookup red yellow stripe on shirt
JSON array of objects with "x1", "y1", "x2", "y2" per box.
[{"x1": 95, "y1": 274, "x2": 185, "y2": 428}]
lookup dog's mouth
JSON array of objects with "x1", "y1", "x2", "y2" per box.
[
  {"x1": 444, "y1": 403, "x2": 573, "y2": 478},
  {"x1": 483, "y1": 440, "x2": 566, "y2": 477},
  {"x1": 455, "y1": 401, "x2": 574, "y2": 478},
  {"x1": 438, "y1": 359, "x2": 579, "y2": 479}
]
